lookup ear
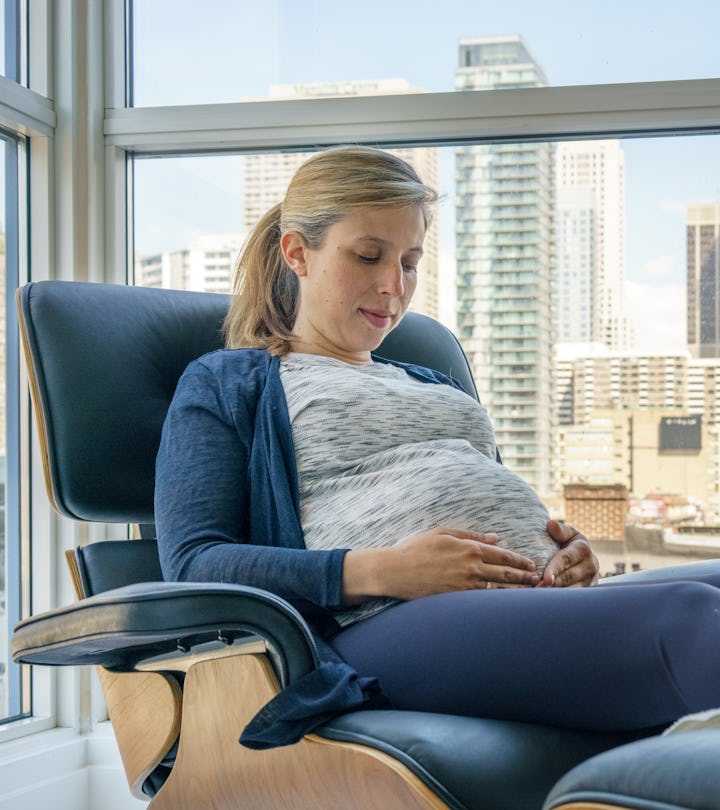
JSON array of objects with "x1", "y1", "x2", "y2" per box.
[{"x1": 281, "y1": 231, "x2": 309, "y2": 277}]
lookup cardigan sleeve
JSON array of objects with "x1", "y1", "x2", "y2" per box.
[{"x1": 154, "y1": 357, "x2": 348, "y2": 610}]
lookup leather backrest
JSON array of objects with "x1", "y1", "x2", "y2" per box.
[
  {"x1": 76, "y1": 539, "x2": 164, "y2": 596},
  {"x1": 18, "y1": 281, "x2": 477, "y2": 524}
]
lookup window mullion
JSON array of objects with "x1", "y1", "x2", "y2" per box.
[{"x1": 104, "y1": 78, "x2": 720, "y2": 155}]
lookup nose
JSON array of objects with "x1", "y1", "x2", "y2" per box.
[{"x1": 376, "y1": 258, "x2": 405, "y2": 297}]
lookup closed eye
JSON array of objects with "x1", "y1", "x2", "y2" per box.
[{"x1": 357, "y1": 254, "x2": 379, "y2": 264}]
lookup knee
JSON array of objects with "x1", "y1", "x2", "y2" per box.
[{"x1": 656, "y1": 581, "x2": 720, "y2": 625}]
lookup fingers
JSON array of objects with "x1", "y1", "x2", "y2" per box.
[
  {"x1": 392, "y1": 527, "x2": 541, "y2": 596},
  {"x1": 437, "y1": 527, "x2": 541, "y2": 587},
  {"x1": 440, "y1": 527, "x2": 498, "y2": 545},
  {"x1": 539, "y1": 536, "x2": 599, "y2": 588},
  {"x1": 466, "y1": 541, "x2": 541, "y2": 587},
  {"x1": 484, "y1": 566, "x2": 541, "y2": 589},
  {"x1": 546, "y1": 519, "x2": 581, "y2": 545},
  {"x1": 436, "y1": 527, "x2": 537, "y2": 572}
]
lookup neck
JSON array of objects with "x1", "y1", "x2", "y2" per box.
[{"x1": 288, "y1": 337, "x2": 372, "y2": 366}]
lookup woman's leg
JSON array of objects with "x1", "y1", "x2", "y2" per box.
[{"x1": 330, "y1": 580, "x2": 720, "y2": 731}]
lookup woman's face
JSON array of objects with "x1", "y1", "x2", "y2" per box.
[{"x1": 283, "y1": 205, "x2": 426, "y2": 364}]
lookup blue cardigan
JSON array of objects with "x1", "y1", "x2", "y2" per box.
[{"x1": 155, "y1": 348, "x2": 465, "y2": 747}]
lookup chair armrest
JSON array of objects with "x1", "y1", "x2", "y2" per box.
[{"x1": 12, "y1": 581, "x2": 319, "y2": 686}]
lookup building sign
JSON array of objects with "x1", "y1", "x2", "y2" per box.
[{"x1": 659, "y1": 415, "x2": 702, "y2": 451}]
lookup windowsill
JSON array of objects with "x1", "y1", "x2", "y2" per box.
[{"x1": 0, "y1": 723, "x2": 145, "y2": 810}]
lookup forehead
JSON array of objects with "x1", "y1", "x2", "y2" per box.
[{"x1": 332, "y1": 205, "x2": 426, "y2": 244}]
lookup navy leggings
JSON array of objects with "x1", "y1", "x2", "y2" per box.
[{"x1": 330, "y1": 571, "x2": 720, "y2": 731}]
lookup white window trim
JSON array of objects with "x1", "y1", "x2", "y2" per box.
[
  {"x1": 0, "y1": 0, "x2": 56, "y2": 745},
  {"x1": 0, "y1": 75, "x2": 54, "y2": 136},
  {"x1": 104, "y1": 78, "x2": 720, "y2": 154}
]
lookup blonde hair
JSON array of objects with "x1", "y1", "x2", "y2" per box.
[{"x1": 223, "y1": 145, "x2": 438, "y2": 354}]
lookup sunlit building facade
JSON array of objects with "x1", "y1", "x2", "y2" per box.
[
  {"x1": 556, "y1": 141, "x2": 631, "y2": 350},
  {"x1": 556, "y1": 347, "x2": 720, "y2": 511},
  {"x1": 136, "y1": 232, "x2": 247, "y2": 293}
]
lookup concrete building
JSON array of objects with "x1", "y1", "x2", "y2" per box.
[
  {"x1": 687, "y1": 202, "x2": 720, "y2": 358},
  {"x1": 556, "y1": 140, "x2": 631, "y2": 350},
  {"x1": 455, "y1": 36, "x2": 555, "y2": 493},
  {"x1": 557, "y1": 410, "x2": 631, "y2": 487},
  {"x1": 555, "y1": 344, "x2": 720, "y2": 517},
  {"x1": 241, "y1": 80, "x2": 440, "y2": 320},
  {"x1": 558, "y1": 407, "x2": 720, "y2": 516},
  {"x1": 136, "y1": 232, "x2": 247, "y2": 294},
  {"x1": 556, "y1": 346, "x2": 720, "y2": 428},
  {"x1": 563, "y1": 483, "x2": 629, "y2": 542}
]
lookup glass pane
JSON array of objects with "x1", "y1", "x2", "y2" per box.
[
  {"x1": 132, "y1": 0, "x2": 720, "y2": 107},
  {"x1": 133, "y1": 147, "x2": 441, "y2": 317},
  {"x1": 133, "y1": 132, "x2": 720, "y2": 581},
  {"x1": 0, "y1": 1, "x2": 4, "y2": 76},
  {"x1": 0, "y1": 134, "x2": 24, "y2": 724},
  {"x1": 0, "y1": 0, "x2": 21, "y2": 82},
  {"x1": 0, "y1": 137, "x2": 6, "y2": 718}
]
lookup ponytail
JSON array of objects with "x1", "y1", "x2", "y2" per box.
[{"x1": 223, "y1": 203, "x2": 298, "y2": 354}]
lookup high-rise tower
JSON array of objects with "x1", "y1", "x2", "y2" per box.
[
  {"x1": 556, "y1": 140, "x2": 631, "y2": 350},
  {"x1": 687, "y1": 203, "x2": 720, "y2": 358},
  {"x1": 455, "y1": 36, "x2": 554, "y2": 493}
]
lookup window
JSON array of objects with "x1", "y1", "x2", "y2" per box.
[
  {"x1": 0, "y1": 127, "x2": 30, "y2": 727},
  {"x1": 131, "y1": 132, "x2": 720, "y2": 572},
  {"x1": 131, "y1": 0, "x2": 720, "y2": 106},
  {"x1": 125, "y1": 0, "x2": 720, "y2": 584},
  {"x1": 0, "y1": 0, "x2": 52, "y2": 737},
  {"x1": 0, "y1": 0, "x2": 26, "y2": 726}
]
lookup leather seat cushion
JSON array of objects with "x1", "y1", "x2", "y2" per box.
[{"x1": 320, "y1": 709, "x2": 647, "y2": 810}]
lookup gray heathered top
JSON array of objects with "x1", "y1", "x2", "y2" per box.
[{"x1": 279, "y1": 353, "x2": 557, "y2": 626}]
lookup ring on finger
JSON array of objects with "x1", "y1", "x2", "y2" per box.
[{"x1": 485, "y1": 581, "x2": 492, "y2": 590}]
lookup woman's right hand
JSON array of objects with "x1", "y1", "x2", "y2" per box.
[{"x1": 341, "y1": 527, "x2": 540, "y2": 604}]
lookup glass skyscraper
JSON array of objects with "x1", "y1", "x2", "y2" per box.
[
  {"x1": 455, "y1": 36, "x2": 554, "y2": 493},
  {"x1": 687, "y1": 203, "x2": 720, "y2": 358}
]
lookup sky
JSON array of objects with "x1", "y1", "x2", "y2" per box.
[{"x1": 131, "y1": 0, "x2": 720, "y2": 352}]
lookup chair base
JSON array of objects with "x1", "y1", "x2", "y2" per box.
[{"x1": 147, "y1": 652, "x2": 449, "y2": 810}]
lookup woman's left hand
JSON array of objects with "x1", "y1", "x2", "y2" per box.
[{"x1": 538, "y1": 520, "x2": 599, "y2": 588}]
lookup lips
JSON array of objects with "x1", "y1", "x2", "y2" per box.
[{"x1": 359, "y1": 308, "x2": 393, "y2": 329}]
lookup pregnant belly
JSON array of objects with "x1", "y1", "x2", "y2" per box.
[{"x1": 301, "y1": 443, "x2": 559, "y2": 572}]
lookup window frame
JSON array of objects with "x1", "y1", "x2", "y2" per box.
[
  {"x1": 106, "y1": 77, "x2": 720, "y2": 155},
  {"x1": 106, "y1": 63, "x2": 720, "y2": 286},
  {"x1": 0, "y1": 0, "x2": 55, "y2": 743}
]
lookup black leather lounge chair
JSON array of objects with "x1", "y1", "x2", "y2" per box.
[{"x1": 13, "y1": 280, "x2": 706, "y2": 810}]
